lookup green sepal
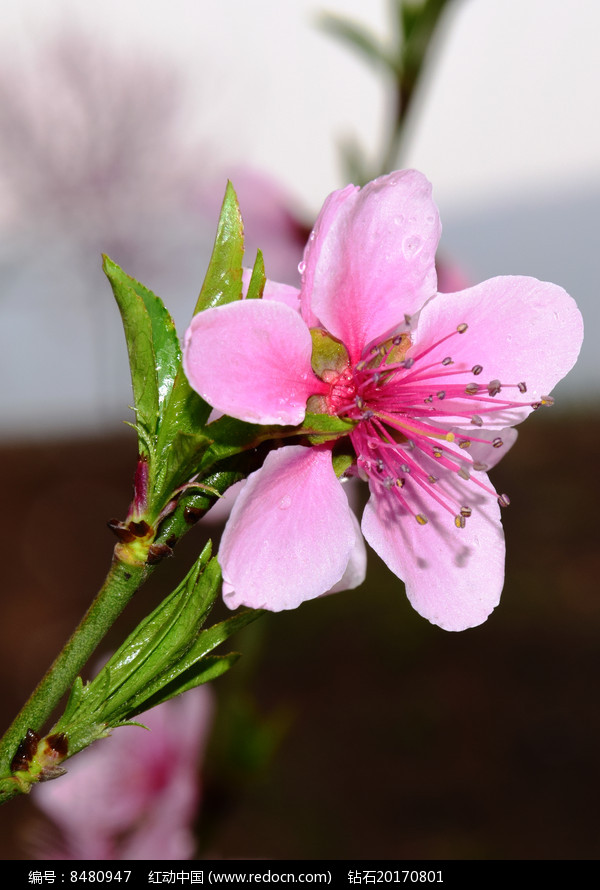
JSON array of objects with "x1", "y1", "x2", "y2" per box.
[
  {"x1": 310, "y1": 328, "x2": 350, "y2": 376},
  {"x1": 302, "y1": 411, "x2": 356, "y2": 444},
  {"x1": 198, "y1": 415, "x2": 280, "y2": 473},
  {"x1": 332, "y1": 452, "x2": 355, "y2": 477}
]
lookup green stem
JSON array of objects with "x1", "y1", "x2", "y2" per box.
[
  {"x1": 0, "y1": 557, "x2": 148, "y2": 803},
  {"x1": 378, "y1": 0, "x2": 449, "y2": 178}
]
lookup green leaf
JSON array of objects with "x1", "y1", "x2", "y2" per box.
[
  {"x1": 99, "y1": 546, "x2": 219, "y2": 722},
  {"x1": 245, "y1": 249, "x2": 266, "y2": 301},
  {"x1": 103, "y1": 256, "x2": 159, "y2": 441},
  {"x1": 152, "y1": 183, "x2": 246, "y2": 492},
  {"x1": 53, "y1": 542, "x2": 264, "y2": 744},
  {"x1": 124, "y1": 654, "x2": 240, "y2": 716},
  {"x1": 103, "y1": 256, "x2": 181, "y2": 430},
  {"x1": 116, "y1": 607, "x2": 262, "y2": 719},
  {"x1": 193, "y1": 181, "x2": 244, "y2": 314},
  {"x1": 55, "y1": 542, "x2": 218, "y2": 730},
  {"x1": 318, "y1": 12, "x2": 396, "y2": 73},
  {"x1": 60, "y1": 676, "x2": 84, "y2": 724}
]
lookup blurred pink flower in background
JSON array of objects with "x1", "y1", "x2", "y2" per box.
[
  {"x1": 0, "y1": 28, "x2": 312, "y2": 436},
  {"x1": 32, "y1": 687, "x2": 214, "y2": 860}
]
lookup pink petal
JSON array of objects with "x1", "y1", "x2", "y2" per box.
[
  {"x1": 327, "y1": 508, "x2": 367, "y2": 594},
  {"x1": 304, "y1": 170, "x2": 441, "y2": 362},
  {"x1": 300, "y1": 182, "x2": 358, "y2": 329},
  {"x1": 183, "y1": 299, "x2": 323, "y2": 425},
  {"x1": 452, "y1": 426, "x2": 519, "y2": 470},
  {"x1": 220, "y1": 445, "x2": 358, "y2": 611},
  {"x1": 413, "y1": 277, "x2": 584, "y2": 426},
  {"x1": 362, "y1": 469, "x2": 505, "y2": 631}
]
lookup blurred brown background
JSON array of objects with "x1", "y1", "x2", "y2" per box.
[{"x1": 1, "y1": 410, "x2": 598, "y2": 859}]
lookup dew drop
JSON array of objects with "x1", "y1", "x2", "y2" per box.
[
  {"x1": 297, "y1": 261, "x2": 306, "y2": 274},
  {"x1": 278, "y1": 495, "x2": 292, "y2": 510},
  {"x1": 402, "y1": 234, "x2": 423, "y2": 259}
]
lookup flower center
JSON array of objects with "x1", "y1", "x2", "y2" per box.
[{"x1": 315, "y1": 321, "x2": 553, "y2": 528}]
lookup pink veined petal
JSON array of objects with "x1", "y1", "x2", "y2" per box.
[
  {"x1": 412, "y1": 277, "x2": 584, "y2": 427},
  {"x1": 220, "y1": 445, "x2": 358, "y2": 611},
  {"x1": 305, "y1": 170, "x2": 441, "y2": 362},
  {"x1": 300, "y1": 182, "x2": 359, "y2": 329},
  {"x1": 362, "y1": 468, "x2": 505, "y2": 631},
  {"x1": 326, "y1": 508, "x2": 367, "y2": 594},
  {"x1": 183, "y1": 299, "x2": 324, "y2": 425},
  {"x1": 241, "y1": 267, "x2": 301, "y2": 312},
  {"x1": 451, "y1": 426, "x2": 519, "y2": 471}
]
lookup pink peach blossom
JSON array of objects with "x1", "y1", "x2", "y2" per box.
[
  {"x1": 33, "y1": 687, "x2": 214, "y2": 860},
  {"x1": 183, "y1": 170, "x2": 583, "y2": 631}
]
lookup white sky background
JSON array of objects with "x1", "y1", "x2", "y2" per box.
[
  {"x1": 4, "y1": 0, "x2": 600, "y2": 211},
  {"x1": 1, "y1": 0, "x2": 599, "y2": 435}
]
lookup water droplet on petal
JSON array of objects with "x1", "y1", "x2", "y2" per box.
[
  {"x1": 279, "y1": 495, "x2": 292, "y2": 510},
  {"x1": 298, "y1": 261, "x2": 306, "y2": 274},
  {"x1": 402, "y1": 235, "x2": 423, "y2": 259}
]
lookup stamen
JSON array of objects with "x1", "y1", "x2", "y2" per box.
[
  {"x1": 541, "y1": 395, "x2": 554, "y2": 406},
  {"x1": 344, "y1": 311, "x2": 538, "y2": 535}
]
